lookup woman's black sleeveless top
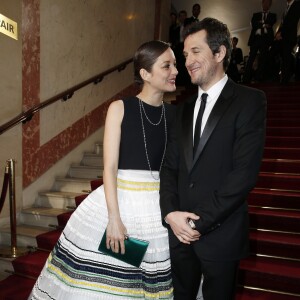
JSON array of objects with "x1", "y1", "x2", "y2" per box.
[{"x1": 118, "y1": 96, "x2": 175, "y2": 171}]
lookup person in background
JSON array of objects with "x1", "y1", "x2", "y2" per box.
[
  {"x1": 275, "y1": 0, "x2": 300, "y2": 84},
  {"x1": 243, "y1": 0, "x2": 277, "y2": 83},
  {"x1": 184, "y1": 3, "x2": 201, "y2": 27},
  {"x1": 175, "y1": 10, "x2": 191, "y2": 86},
  {"x1": 169, "y1": 12, "x2": 179, "y2": 49},
  {"x1": 28, "y1": 40, "x2": 178, "y2": 300},
  {"x1": 178, "y1": 10, "x2": 188, "y2": 44},
  {"x1": 160, "y1": 18, "x2": 266, "y2": 300},
  {"x1": 227, "y1": 37, "x2": 244, "y2": 82}
]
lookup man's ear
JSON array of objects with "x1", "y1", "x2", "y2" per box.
[
  {"x1": 140, "y1": 68, "x2": 151, "y2": 82},
  {"x1": 215, "y1": 45, "x2": 226, "y2": 62}
]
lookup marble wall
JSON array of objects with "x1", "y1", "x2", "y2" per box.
[
  {"x1": 0, "y1": 0, "x2": 22, "y2": 221},
  {"x1": 0, "y1": 0, "x2": 171, "y2": 221}
]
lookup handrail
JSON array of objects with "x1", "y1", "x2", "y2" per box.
[{"x1": 0, "y1": 58, "x2": 133, "y2": 135}]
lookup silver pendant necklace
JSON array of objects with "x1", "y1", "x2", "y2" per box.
[{"x1": 138, "y1": 98, "x2": 167, "y2": 180}]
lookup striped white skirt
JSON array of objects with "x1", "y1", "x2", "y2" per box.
[{"x1": 29, "y1": 170, "x2": 173, "y2": 299}]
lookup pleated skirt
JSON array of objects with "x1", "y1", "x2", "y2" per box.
[{"x1": 29, "y1": 170, "x2": 173, "y2": 299}]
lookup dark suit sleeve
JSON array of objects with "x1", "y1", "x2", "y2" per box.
[
  {"x1": 194, "y1": 90, "x2": 267, "y2": 235},
  {"x1": 160, "y1": 106, "x2": 180, "y2": 226},
  {"x1": 269, "y1": 13, "x2": 277, "y2": 27},
  {"x1": 251, "y1": 13, "x2": 262, "y2": 31},
  {"x1": 236, "y1": 48, "x2": 243, "y2": 65}
]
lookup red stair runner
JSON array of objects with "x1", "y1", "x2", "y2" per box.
[{"x1": 239, "y1": 256, "x2": 300, "y2": 294}]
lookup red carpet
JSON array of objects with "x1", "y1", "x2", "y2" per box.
[
  {"x1": 0, "y1": 83, "x2": 299, "y2": 299},
  {"x1": 237, "y1": 82, "x2": 300, "y2": 299}
]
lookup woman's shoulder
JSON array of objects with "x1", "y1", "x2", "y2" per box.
[{"x1": 121, "y1": 96, "x2": 139, "y2": 109}]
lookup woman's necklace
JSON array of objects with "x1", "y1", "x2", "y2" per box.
[{"x1": 138, "y1": 98, "x2": 167, "y2": 180}]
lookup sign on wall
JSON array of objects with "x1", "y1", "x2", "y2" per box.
[{"x1": 0, "y1": 13, "x2": 18, "y2": 40}]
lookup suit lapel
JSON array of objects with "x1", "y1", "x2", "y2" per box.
[
  {"x1": 191, "y1": 80, "x2": 236, "y2": 171},
  {"x1": 182, "y1": 96, "x2": 197, "y2": 171}
]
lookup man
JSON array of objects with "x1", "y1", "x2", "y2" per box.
[
  {"x1": 160, "y1": 18, "x2": 266, "y2": 300},
  {"x1": 184, "y1": 3, "x2": 201, "y2": 27},
  {"x1": 275, "y1": 0, "x2": 300, "y2": 84},
  {"x1": 243, "y1": 0, "x2": 277, "y2": 83},
  {"x1": 178, "y1": 10, "x2": 187, "y2": 43},
  {"x1": 227, "y1": 37, "x2": 244, "y2": 82},
  {"x1": 175, "y1": 10, "x2": 190, "y2": 86},
  {"x1": 169, "y1": 12, "x2": 179, "y2": 49}
]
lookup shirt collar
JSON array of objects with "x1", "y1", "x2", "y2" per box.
[{"x1": 197, "y1": 74, "x2": 228, "y2": 102}]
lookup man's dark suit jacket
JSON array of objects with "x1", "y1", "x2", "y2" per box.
[
  {"x1": 278, "y1": 0, "x2": 300, "y2": 46},
  {"x1": 248, "y1": 11, "x2": 277, "y2": 46},
  {"x1": 184, "y1": 16, "x2": 199, "y2": 27},
  {"x1": 160, "y1": 79, "x2": 266, "y2": 261}
]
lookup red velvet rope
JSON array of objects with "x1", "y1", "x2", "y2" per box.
[{"x1": 0, "y1": 172, "x2": 10, "y2": 214}]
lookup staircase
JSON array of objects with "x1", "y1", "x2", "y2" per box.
[
  {"x1": 0, "y1": 84, "x2": 299, "y2": 299},
  {"x1": 236, "y1": 83, "x2": 300, "y2": 299},
  {"x1": 0, "y1": 146, "x2": 104, "y2": 299}
]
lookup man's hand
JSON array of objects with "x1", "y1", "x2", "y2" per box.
[{"x1": 165, "y1": 211, "x2": 201, "y2": 244}]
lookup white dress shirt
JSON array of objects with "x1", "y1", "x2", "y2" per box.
[{"x1": 193, "y1": 75, "x2": 228, "y2": 143}]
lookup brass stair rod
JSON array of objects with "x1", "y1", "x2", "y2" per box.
[
  {"x1": 0, "y1": 159, "x2": 28, "y2": 258},
  {"x1": 7, "y1": 159, "x2": 17, "y2": 251}
]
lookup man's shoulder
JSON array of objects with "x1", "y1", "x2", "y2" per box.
[{"x1": 233, "y1": 84, "x2": 266, "y2": 103}]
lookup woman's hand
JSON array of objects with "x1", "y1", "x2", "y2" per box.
[{"x1": 106, "y1": 217, "x2": 127, "y2": 254}]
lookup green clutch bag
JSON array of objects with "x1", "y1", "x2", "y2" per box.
[{"x1": 98, "y1": 229, "x2": 149, "y2": 268}]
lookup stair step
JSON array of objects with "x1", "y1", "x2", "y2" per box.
[
  {"x1": 91, "y1": 178, "x2": 103, "y2": 191},
  {"x1": 12, "y1": 250, "x2": 48, "y2": 278},
  {"x1": 249, "y1": 230, "x2": 300, "y2": 260},
  {"x1": 263, "y1": 147, "x2": 300, "y2": 160},
  {"x1": 21, "y1": 207, "x2": 70, "y2": 227},
  {"x1": 267, "y1": 110, "x2": 300, "y2": 118},
  {"x1": 260, "y1": 159, "x2": 300, "y2": 174},
  {"x1": 235, "y1": 286, "x2": 300, "y2": 299},
  {"x1": 0, "y1": 275, "x2": 35, "y2": 300},
  {"x1": 37, "y1": 191, "x2": 84, "y2": 209},
  {"x1": 0, "y1": 257, "x2": 14, "y2": 278},
  {"x1": 57, "y1": 211, "x2": 73, "y2": 227},
  {"x1": 69, "y1": 164, "x2": 103, "y2": 179},
  {"x1": 75, "y1": 194, "x2": 88, "y2": 207},
  {"x1": 81, "y1": 152, "x2": 103, "y2": 166},
  {"x1": 53, "y1": 177, "x2": 94, "y2": 193},
  {"x1": 266, "y1": 127, "x2": 300, "y2": 137},
  {"x1": 249, "y1": 207, "x2": 300, "y2": 233},
  {"x1": 267, "y1": 104, "x2": 300, "y2": 110},
  {"x1": 0, "y1": 225, "x2": 54, "y2": 248},
  {"x1": 248, "y1": 188, "x2": 300, "y2": 210},
  {"x1": 256, "y1": 173, "x2": 300, "y2": 190},
  {"x1": 239, "y1": 256, "x2": 300, "y2": 294},
  {"x1": 267, "y1": 119, "x2": 300, "y2": 127},
  {"x1": 36, "y1": 229, "x2": 61, "y2": 251},
  {"x1": 265, "y1": 136, "x2": 300, "y2": 148},
  {"x1": 266, "y1": 95, "x2": 300, "y2": 102}
]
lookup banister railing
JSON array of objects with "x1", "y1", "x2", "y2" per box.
[{"x1": 0, "y1": 58, "x2": 133, "y2": 135}]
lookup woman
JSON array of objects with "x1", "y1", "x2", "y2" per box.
[{"x1": 29, "y1": 40, "x2": 177, "y2": 299}]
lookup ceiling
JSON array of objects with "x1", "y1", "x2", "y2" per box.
[{"x1": 171, "y1": 0, "x2": 286, "y2": 54}]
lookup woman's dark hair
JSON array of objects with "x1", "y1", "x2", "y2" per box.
[
  {"x1": 183, "y1": 18, "x2": 232, "y2": 71},
  {"x1": 134, "y1": 40, "x2": 170, "y2": 85}
]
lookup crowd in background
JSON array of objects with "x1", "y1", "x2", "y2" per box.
[{"x1": 169, "y1": 1, "x2": 300, "y2": 85}]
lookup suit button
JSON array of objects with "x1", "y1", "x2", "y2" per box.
[{"x1": 189, "y1": 183, "x2": 194, "y2": 188}]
